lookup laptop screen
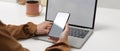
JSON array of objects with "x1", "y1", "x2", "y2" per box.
[{"x1": 46, "y1": 0, "x2": 97, "y2": 29}]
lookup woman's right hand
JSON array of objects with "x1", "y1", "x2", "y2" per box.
[{"x1": 49, "y1": 24, "x2": 69, "y2": 44}]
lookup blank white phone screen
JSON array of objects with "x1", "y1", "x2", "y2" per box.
[{"x1": 49, "y1": 12, "x2": 70, "y2": 38}]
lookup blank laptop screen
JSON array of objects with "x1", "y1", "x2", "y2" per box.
[{"x1": 46, "y1": 0, "x2": 97, "y2": 29}]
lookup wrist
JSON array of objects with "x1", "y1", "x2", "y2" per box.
[{"x1": 23, "y1": 22, "x2": 37, "y2": 37}]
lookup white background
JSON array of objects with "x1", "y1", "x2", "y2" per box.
[{"x1": 1, "y1": 0, "x2": 120, "y2": 9}]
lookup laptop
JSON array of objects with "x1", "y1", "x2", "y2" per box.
[{"x1": 34, "y1": 0, "x2": 97, "y2": 48}]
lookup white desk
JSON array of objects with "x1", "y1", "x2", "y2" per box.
[
  {"x1": 0, "y1": 1, "x2": 45, "y2": 25},
  {"x1": 0, "y1": 1, "x2": 120, "y2": 51}
]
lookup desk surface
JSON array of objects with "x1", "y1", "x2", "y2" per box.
[{"x1": 0, "y1": 1, "x2": 120, "y2": 51}]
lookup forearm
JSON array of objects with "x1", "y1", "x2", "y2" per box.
[
  {"x1": 0, "y1": 21, "x2": 28, "y2": 51},
  {"x1": 6, "y1": 22, "x2": 37, "y2": 40}
]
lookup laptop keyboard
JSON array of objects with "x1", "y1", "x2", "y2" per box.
[{"x1": 69, "y1": 27, "x2": 89, "y2": 38}]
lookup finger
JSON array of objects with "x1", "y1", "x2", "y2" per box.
[
  {"x1": 46, "y1": 23, "x2": 52, "y2": 29},
  {"x1": 40, "y1": 29, "x2": 49, "y2": 35},
  {"x1": 48, "y1": 37, "x2": 58, "y2": 43},
  {"x1": 64, "y1": 23, "x2": 69, "y2": 32},
  {"x1": 45, "y1": 21, "x2": 53, "y2": 25},
  {"x1": 47, "y1": 26, "x2": 52, "y2": 30},
  {"x1": 45, "y1": 29, "x2": 49, "y2": 34},
  {"x1": 48, "y1": 24, "x2": 52, "y2": 27},
  {"x1": 51, "y1": 37, "x2": 58, "y2": 42},
  {"x1": 46, "y1": 21, "x2": 53, "y2": 23},
  {"x1": 43, "y1": 22, "x2": 53, "y2": 28}
]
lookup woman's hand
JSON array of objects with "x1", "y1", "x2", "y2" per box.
[
  {"x1": 49, "y1": 24, "x2": 69, "y2": 44},
  {"x1": 36, "y1": 21, "x2": 52, "y2": 36}
]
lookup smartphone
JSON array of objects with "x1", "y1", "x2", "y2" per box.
[{"x1": 48, "y1": 12, "x2": 70, "y2": 39}]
